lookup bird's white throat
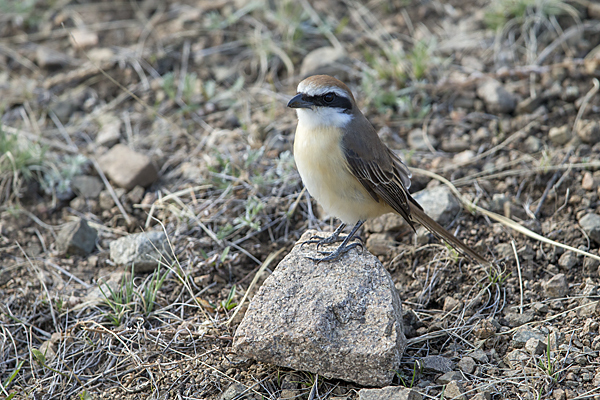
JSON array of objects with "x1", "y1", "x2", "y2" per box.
[{"x1": 296, "y1": 107, "x2": 353, "y2": 130}]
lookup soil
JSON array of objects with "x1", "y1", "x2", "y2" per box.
[{"x1": 1, "y1": 0, "x2": 600, "y2": 399}]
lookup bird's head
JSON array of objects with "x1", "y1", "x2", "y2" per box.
[{"x1": 287, "y1": 75, "x2": 357, "y2": 129}]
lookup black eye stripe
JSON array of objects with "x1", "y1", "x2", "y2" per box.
[{"x1": 301, "y1": 93, "x2": 352, "y2": 111}]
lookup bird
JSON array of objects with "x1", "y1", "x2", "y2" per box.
[{"x1": 287, "y1": 74, "x2": 489, "y2": 265}]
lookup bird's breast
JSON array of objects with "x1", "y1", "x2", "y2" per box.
[{"x1": 293, "y1": 123, "x2": 391, "y2": 224}]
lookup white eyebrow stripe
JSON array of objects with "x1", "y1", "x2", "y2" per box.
[{"x1": 297, "y1": 82, "x2": 350, "y2": 99}]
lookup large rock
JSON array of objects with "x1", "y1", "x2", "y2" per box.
[
  {"x1": 56, "y1": 218, "x2": 97, "y2": 256},
  {"x1": 98, "y1": 144, "x2": 158, "y2": 190},
  {"x1": 109, "y1": 231, "x2": 171, "y2": 272},
  {"x1": 233, "y1": 230, "x2": 406, "y2": 387}
]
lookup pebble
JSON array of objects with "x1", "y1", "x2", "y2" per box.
[
  {"x1": 421, "y1": 355, "x2": 453, "y2": 373},
  {"x1": 525, "y1": 337, "x2": 546, "y2": 355},
  {"x1": 56, "y1": 218, "x2": 98, "y2": 256},
  {"x1": 558, "y1": 251, "x2": 578, "y2": 270},
  {"x1": 95, "y1": 114, "x2": 122, "y2": 147},
  {"x1": 358, "y1": 386, "x2": 422, "y2": 400},
  {"x1": 457, "y1": 356, "x2": 476, "y2": 374},
  {"x1": 544, "y1": 273, "x2": 569, "y2": 298},
  {"x1": 582, "y1": 172, "x2": 596, "y2": 191},
  {"x1": 548, "y1": 125, "x2": 571, "y2": 146},
  {"x1": 444, "y1": 380, "x2": 466, "y2": 400},
  {"x1": 71, "y1": 175, "x2": 104, "y2": 199},
  {"x1": 579, "y1": 213, "x2": 600, "y2": 244},
  {"x1": 576, "y1": 120, "x2": 600, "y2": 144},
  {"x1": 98, "y1": 144, "x2": 158, "y2": 190},
  {"x1": 437, "y1": 371, "x2": 463, "y2": 384},
  {"x1": 476, "y1": 79, "x2": 516, "y2": 114},
  {"x1": 412, "y1": 186, "x2": 460, "y2": 226},
  {"x1": 69, "y1": 29, "x2": 99, "y2": 48},
  {"x1": 109, "y1": 230, "x2": 171, "y2": 273}
]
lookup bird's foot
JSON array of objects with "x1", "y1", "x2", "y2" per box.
[
  {"x1": 300, "y1": 233, "x2": 346, "y2": 250},
  {"x1": 307, "y1": 241, "x2": 364, "y2": 263}
]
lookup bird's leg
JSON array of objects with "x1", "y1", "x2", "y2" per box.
[
  {"x1": 300, "y1": 223, "x2": 347, "y2": 249},
  {"x1": 307, "y1": 220, "x2": 365, "y2": 263}
]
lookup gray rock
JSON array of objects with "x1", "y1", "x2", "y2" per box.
[
  {"x1": 544, "y1": 273, "x2": 569, "y2": 298},
  {"x1": 358, "y1": 386, "x2": 422, "y2": 400},
  {"x1": 444, "y1": 380, "x2": 466, "y2": 400},
  {"x1": 366, "y1": 233, "x2": 396, "y2": 256},
  {"x1": 512, "y1": 328, "x2": 547, "y2": 348},
  {"x1": 523, "y1": 136, "x2": 542, "y2": 153},
  {"x1": 56, "y1": 218, "x2": 97, "y2": 256},
  {"x1": 36, "y1": 46, "x2": 68, "y2": 68},
  {"x1": 576, "y1": 120, "x2": 600, "y2": 144},
  {"x1": 472, "y1": 393, "x2": 492, "y2": 400},
  {"x1": 421, "y1": 355, "x2": 453, "y2": 373},
  {"x1": 548, "y1": 125, "x2": 571, "y2": 146},
  {"x1": 558, "y1": 251, "x2": 578, "y2": 270},
  {"x1": 98, "y1": 144, "x2": 158, "y2": 190},
  {"x1": 95, "y1": 114, "x2": 122, "y2": 147},
  {"x1": 476, "y1": 79, "x2": 516, "y2": 114},
  {"x1": 221, "y1": 383, "x2": 248, "y2": 400},
  {"x1": 525, "y1": 337, "x2": 546, "y2": 355},
  {"x1": 109, "y1": 231, "x2": 171, "y2": 273},
  {"x1": 469, "y1": 349, "x2": 489, "y2": 363},
  {"x1": 457, "y1": 356, "x2": 476, "y2": 374},
  {"x1": 504, "y1": 349, "x2": 528, "y2": 369},
  {"x1": 408, "y1": 128, "x2": 437, "y2": 151},
  {"x1": 505, "y1": 311, "x2": 534, "y2": 327},
  {"x1": 300, "y1": 46, "x2": 348, "y2": 79},
  {"x1": 412, "y1": 186, "x2": 460, "y2": 226},
  {"x1": 233, "y1": 230, "x2": 406, "y2": 387},
  {"x1": 579, "y1": 213, "x2": 600, "y2": 244},
  {"x1": 71, "y1": 175, "x2": 104, "y2": 199},
  {"x1": 437, "y1": 371, "x2": 462, "y2": 384}
]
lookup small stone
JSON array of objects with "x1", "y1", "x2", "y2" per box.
[
  {"x1": 71, "y1": 175, "x2": 104, "y2": 199},
  {"x1": 444, "y1": 380, "x2": 466, "y2": 400},
  {"x1": 109, "y1": 231, "x2": 171, "y2": 273},
  {"x1": 408, "y1": 128, "x2": 438, "y2": 151},
  {"x1": 279, "y1": 389, "x2": 301, "y2": 399},
  {"x1": 221, "y1": 383, "x2": 247, "y2": 400},
  {"x1": 579, "y1": 214, "x2": 600, "y2": 244},
  {"x1": 69, "y1": 29, "x2": 99, "y2": 49},
  {"x1": 582, "y1": 172, "x2": 595, "y2": 191},
  {"x1": 358, "y1": 386, "x2": 422, "y2": 400},
  {"x1": 95, "y1": 114, "x2": 122, "y2": 147},
  {"x1": 56, "y1": 218, "x2": 98, "y2": 256},
  {"x1": 469, "y1": 349, "x2": 489, "y2": 363},
  {"x1": 472, "y1": 393, "x2": 492, "y2": 400},
  {"x1": 476, "y1": 79, "x2": 516, "y2": 114},
  {"x1": 233, "y1": 230, "x2": 406, "y2": 387},
  {"x1": 366, "y1": 233, "x2": 395, "y2": 256},
  {"x1": 544, "y1": 274, "x2": 568, "y2": 298},
  {"x1": 523, "y1": 136, "x2": 542, "y2": 153},
  {"x1": 558, "y1": 251, "x2": 579, "y2": 270},
  {"x1": 512, "y1": 328, "x2": 547, "y2": 348},
  {"x1": 505, "y1": 311, "x2": 534, "y2": 327},
  {"x1": 548, "y1": 125, "x2": 571, "y2": 146},
  {"x1": 453, "y1": 150, "x2": 475, "y2": 165},
  {"x1": 412, "y1": 186, "x2": 460, "y2": 226},
  {"x1": 504, "y1": 349, "x2": 528, "y2": 369},
  {"x1": 553, "y1": 388, "x2": 566, "y2": 400},
  {"x1": 576, "y1": 120, "x2": 600, "y2": 145},
  {"x1": 443, "y1": 296, "x2": 461, "y2": 312},
  {"x1": 421, "y1": 355, "x2": 453, "y2": 373},
  {"x1": 98, "y1": 144, "x2": 158, "y2": 190},
  {"x1": 533, "y1": 303, "x2": 549, "y2": 314},
  {"x1": 473, "y1": 319, "x2": 496, "y2": 339},
  {"x1": 36, "y1": 46, "x2": 67, "y2": 68},
  {"x1": 525, "y1": 338, "x2": 546, "y2": 355},
  {"x1": 437, "y1": 371, "x2": 462, "y2": 384},
  {"x1": 457, "y1": 356, "x2": 476, "y2": 374}
]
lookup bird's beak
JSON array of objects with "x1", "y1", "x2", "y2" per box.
[{"x1": 287, "y1": 94, "x2": 312, "y2": 109}]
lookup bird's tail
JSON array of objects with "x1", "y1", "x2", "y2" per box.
[{"x1": 408, "y1": 203, "x2": 490, "y2": 266}]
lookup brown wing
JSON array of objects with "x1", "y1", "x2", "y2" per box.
[{"x1": 341, "y1": 119, "x2": 421, "y2": 229}]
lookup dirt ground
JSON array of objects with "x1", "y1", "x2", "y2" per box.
[{"x1": 2, "y1": 0, "x2": 600, "y2": 399}]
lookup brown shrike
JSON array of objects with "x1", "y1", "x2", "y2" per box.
[{"x1": 288, "y1": 75, "x2": 489, "y2": 265}]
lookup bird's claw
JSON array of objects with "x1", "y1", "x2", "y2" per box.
[{"x1": 307, "y1": 241, "x2": 364, "y2": 263}]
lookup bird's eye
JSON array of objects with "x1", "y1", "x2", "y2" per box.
[{"x1": 323, "y1": 93, "x2": 335, "y2": 103}]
